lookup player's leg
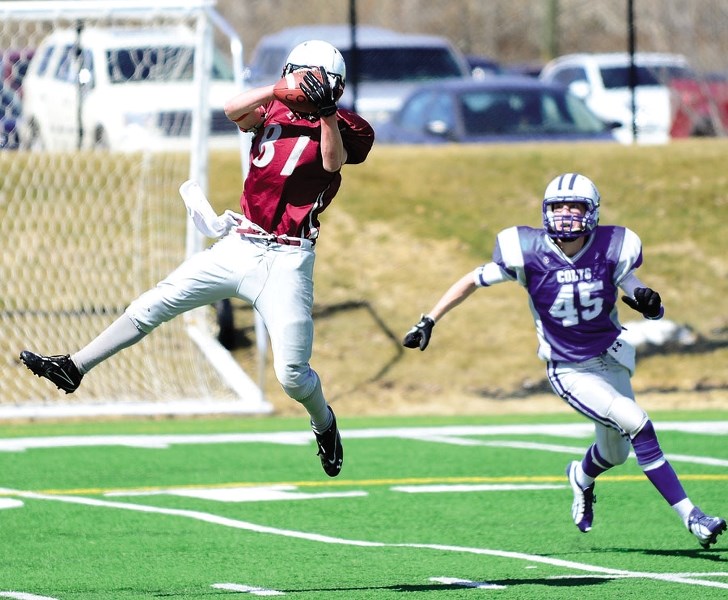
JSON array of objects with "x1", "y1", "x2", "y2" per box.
[
  {"x1": 552, "y1": 357, "x2": 633, "y2": 532},
  {"x1": 551, "y1": 354, "x2": 725, "y2": 545},
  {"x1": 630, "y1": 416, "x2": 726, "y2": 546},
  {"x1": 251, "y1": 245, "x2": 342, "y2": 476}
]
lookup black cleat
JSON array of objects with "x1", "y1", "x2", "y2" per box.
[
  {"x1": 313, "y1": 406, "x2": 343, "y2": 477},
  {"x1": 20, "y1": 351, "x2": 83, "y2": 394}
]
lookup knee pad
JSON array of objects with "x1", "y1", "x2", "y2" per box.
[
  {"x1": 608, "y1": 395, "x2": 648, "y2": 437},
  {"x1": 630, "y1": 420, "x2": 664, "y2": 467},
  {"x1": 594, "y1": 434, "x2": 630, "y2": 467},
  {"x1": 275, "y1": 362, "x2": 317, "y2": 401}
]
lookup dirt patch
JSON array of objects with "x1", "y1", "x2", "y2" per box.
[{"x1": 233, "y1": 207, "x2": 728, "y2": 420}]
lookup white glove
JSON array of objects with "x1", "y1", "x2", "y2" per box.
[{"x1": 179, "y1": 180, "x2": 242, "y2": 239}]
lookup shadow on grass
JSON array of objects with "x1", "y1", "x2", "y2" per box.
[
  {"x1": 603, "y1": 546, "x2": 728, "y2": 563},
  {"x1": 257, "y1": 577, "x2": 612, "y2": 595}
]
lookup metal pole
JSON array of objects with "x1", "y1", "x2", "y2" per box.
[
  {"x1": 627, "y1": 0, "x2": 637, "y2": 143},
  {"x1": 75, "y1": 20, "x2": 84, "y2": 150},
  {"x1": 349, "y1": 0, "x2": 358, "y2": 113}
]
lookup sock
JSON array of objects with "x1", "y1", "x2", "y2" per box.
[
  {"x1": 672, "y1": 497, "x2": 696, "y2": 527},
  {"x1": 579, "y1": 443, "x2": 614, "y2": 487},
  {"x1": 297, "y1": 377, "x2": 332, "y2": 432},
  {"x1": 643, "y1": 460, "x2": 689, "y2": 506},
  {"x1": 71, "y1": 314, "x2": 147, "y2": 373},
  {"x1": 631, "y1": 420, "x2": 689, "y2": 507}
]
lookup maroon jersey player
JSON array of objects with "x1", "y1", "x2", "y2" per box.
[
  {"x1": 237, "y1": 98, "x2": 373, "y2": 239},
  {"x1": 21, "y1": 40, "x2": 374, "y2": 479}
]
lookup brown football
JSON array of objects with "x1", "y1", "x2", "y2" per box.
[{"x1": 273, "y1": 70, "x2": 320, "y2": 113}]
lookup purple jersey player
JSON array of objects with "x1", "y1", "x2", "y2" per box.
[
  {"x1": 403, "y1": 173, "x2": 725, "y2": 548},
  {"x1": 21, "y1": 40, "x2": 374, "y2": 478}
]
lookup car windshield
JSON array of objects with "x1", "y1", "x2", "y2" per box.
[
  {"x1": 106, "y1": 46, "x2": 233, "y2": 83},
  {"x1": 340, "y1": 47, "x2": 464, "y2": 82},
  {"x1": 600, "y1": 64, "x2": 694, "y2": 88},
  {"x1": 459, "y1": 89, "x2": 607, "y2": 135}
]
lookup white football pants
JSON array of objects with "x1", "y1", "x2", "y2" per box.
[
  {"x1": 546, "y1": 352, "x2": 648, "y2": 466},
  {"x1": 125, "y1": 232, "x2": 319, "y2": 401}
]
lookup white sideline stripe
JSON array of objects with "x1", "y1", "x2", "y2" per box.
[
  {"x1": 400, "y1": 437, "x2": 728, "y2": 468},
  {"x1": 0, "y1": 432, "x2": 312, "y2": 452},
  {"x1": 0, "y1": 593, "x2": 59, "y2": 600},
  {"x1": 482, "y1": 441, "x2": 728, "y2": 468},
  {"x1": 0, "y1": 400, "x2": 273, "y2": 420},
  {"x1": 661, "y1": 453, "x2": 728, "y2": 468},
  {"x1": 2, "y1": 422, "x2": 727, "y2": 453},
  {"x1": 394, "y1": 484, "x2": 566, "y2": 493},
  {"x1": 11, "y1": 490, "x2": 728, "y2": 591},
  {"x1": 0, "y1": 498, "x2": 24, "y2": 509},
  {"x1": 212, "y1": 583, "x2": 284, "y2": 596},
  {"x1": 105, "y1": 485, "x2": 368, "y2": 502}
]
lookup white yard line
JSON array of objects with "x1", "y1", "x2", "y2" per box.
[
  {"x1": 8, "y1": 490, "x2": 728, "y2": 591},
  {"x1": 0, "y1": 593, "x2": 60, "y2": 600},
  {"x1": 212, "y1": 583, "x2": 284, "y2": 596}
]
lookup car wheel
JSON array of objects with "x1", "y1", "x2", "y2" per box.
[
  {"x1": 93, "y1": 126, "x2": 110, "y2": 149},
  {"x1": 691, "y1": 116, "x2": 716, "y2": 137},
  {"x1": 25, "y1": 119, "x2": 45, "y2": 151}
]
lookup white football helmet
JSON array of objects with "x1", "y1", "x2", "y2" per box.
[
  {"x1": 282, "y1": 40, "x2": 346, "y2": 99},
  {"x1": 542, "y1": 173, "x2": 601, "y2": 240}
]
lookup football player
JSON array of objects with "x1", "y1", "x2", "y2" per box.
[
  {"x1": 403, "y1": 172, "x2": 726, "y2": 548},
  {"x1": 21, "y1": 40, "x2": 375, "y2": 478}
]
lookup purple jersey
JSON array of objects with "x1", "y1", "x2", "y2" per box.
[
  {"x1": 241, "y1": 100, "x2": 374, "y2": 239},
  {"x1": 476, "y1": 225, "x2": 643, "y2": 362}
]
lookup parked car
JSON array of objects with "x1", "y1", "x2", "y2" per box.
[
  {"x1": 21, "y1": 26, "x2": 239, "y2": 151},
  {"x1": 1, "y1": 48, "x2": 35, "y2": 150},
  {"x1": 539, "y1": 52, "x2": 695, "y2": 144},
  {"x1": 245, "y1": 24, "x2": 472, "y2": 129},
  {"x1": 376, "y1": 76, "x2": 618, "y2": 144},
  {"x1": 669, "y1": 71, "x2": 728, "y2": 137},
  {"x1": 0, "y1": 84, "x2": 22, "y2": 149},
  {"x1": 465, "y1": 54, "x2": 502, "y2": 79},
  {"x1": 1, "y1": 48, "x2": 35, "y2": 91}
]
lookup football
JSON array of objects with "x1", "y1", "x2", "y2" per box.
[{"x1": 273, "y1": 70, "x2": 320, "y2": 113}]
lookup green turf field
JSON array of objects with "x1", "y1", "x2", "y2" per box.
[{"x1": 1, "y1": 413, "x2": 726, "y2": 599}]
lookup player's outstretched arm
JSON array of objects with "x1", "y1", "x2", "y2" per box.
[
  {"x1": 403, "y1": 273, "x2": 478, "y2": 351},
  {"x1": 224, "y1": 85, "x2": 274, "y2": 130}
]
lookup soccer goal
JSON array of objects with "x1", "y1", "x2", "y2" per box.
[{"x1": 0, "y1": 0, "x2": 272, "y2": 417}]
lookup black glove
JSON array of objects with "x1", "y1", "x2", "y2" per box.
[
  {"x1": 299, "y1": 66, "x2": 338, "y2": 117},
  {"x1": 621, "y1": 287, "x2": 663, "y2": 319},
  {"x1": 403, "y1": 315, "x2": 435, "y2": 351}
]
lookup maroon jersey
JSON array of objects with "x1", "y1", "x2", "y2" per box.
[{"x1": 241, "y1": 100, "x2": 374, "y2": 239}]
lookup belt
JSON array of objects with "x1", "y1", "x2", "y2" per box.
[{"x1": 235, "y1": 227, "x2": 313, "y2": 247}]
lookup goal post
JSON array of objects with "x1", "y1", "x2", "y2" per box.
[{"x1": 0, "y1": 0, "x2": 272, "y2": 418}]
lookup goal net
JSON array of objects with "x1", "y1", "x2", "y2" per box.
[{"x1": 0, "y1": 0, "x2": 271, "y2": 417}]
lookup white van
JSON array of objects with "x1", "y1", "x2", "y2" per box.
[
  {"x1": 21, "y1": 26, "x2": 239, "y2": 151},
  {"x1": 539, "y1": 52, "x2": 695, "y2": 144},
  {"x1": 245, "y1": 25, "x2": 472, "y2": 129}
]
